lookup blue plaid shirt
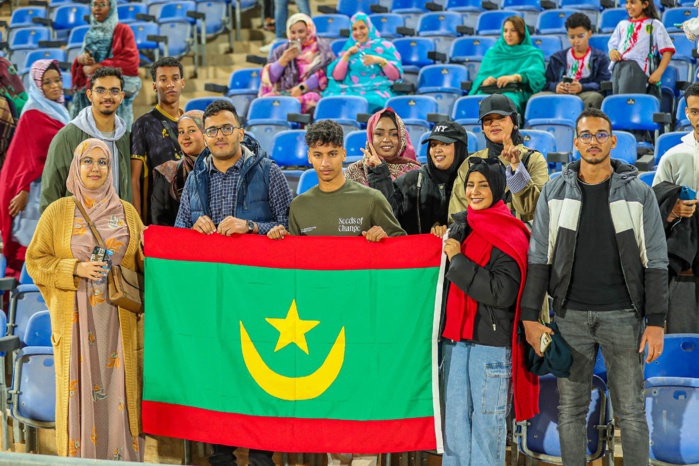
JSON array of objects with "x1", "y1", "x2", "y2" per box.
[{"x1": 175, "y1": 149, "x2": 292, "y2": 233}]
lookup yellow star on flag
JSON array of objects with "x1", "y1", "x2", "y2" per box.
[{"x1": 265, "y1": 300, "x2": 319, "y2": 355}]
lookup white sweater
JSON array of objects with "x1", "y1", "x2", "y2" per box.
[{"x1": 653, "y1": 131, "x2": 699, "y2": 190}]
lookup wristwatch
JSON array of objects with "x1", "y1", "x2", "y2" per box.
[
  {"x1": 246, "y1": 220, "x2": 255, "y2": 234},
  {"x1": 298, "y1": 83, "x2": 308, "y2": 93}
]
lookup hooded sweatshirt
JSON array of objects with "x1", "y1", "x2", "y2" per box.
[
  {"x1": 40, "y1": 108, "x2": 131, "y2": 212},
  {"x1": 653, "y1": 131, "x2": 699, "y2": 191}
]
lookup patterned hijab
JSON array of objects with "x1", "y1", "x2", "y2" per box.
[
  {"x1": 68, "y1": 138, "x2": 127, "y2": 262},
  {"x1": 22, "y1": 59, "x2": 70, "y2": 124},
  {"x1": 366, "y1": 108, "x2": 418, "y2": 164},
  {"x1": 260, "y1": 13, "x2": 335, "y2": 92},
  {"x1": 155, "y1": 110, "x2": 204, "y2": 201},
  {"x1": 83, "y1": 0, "x2": 119, "y2": 63}
]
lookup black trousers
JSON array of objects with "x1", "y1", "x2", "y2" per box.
[{"x1": 209, "y1": 445, "x2": 275, "y2": 466}]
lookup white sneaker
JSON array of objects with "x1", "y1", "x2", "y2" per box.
[{"x1": 259, "y1": 42, "x2": 274, "y2": 53}]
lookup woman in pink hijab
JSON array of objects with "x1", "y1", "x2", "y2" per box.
[
  {"x1": 26, "y1": 139, "x2": 145, "y2": 460},
  {"x1": 345, "y1": 107, "x2": 420, "y2": 186}
]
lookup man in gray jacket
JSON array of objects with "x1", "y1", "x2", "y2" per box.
[{"x1": 520, "y1": 108, "x2": 668, "y2": 466}]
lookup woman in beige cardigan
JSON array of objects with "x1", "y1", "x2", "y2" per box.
[{"x1": 26, "y1": 139, "x2": 144, "y2": 460}]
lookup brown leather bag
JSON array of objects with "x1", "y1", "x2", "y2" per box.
[{"x1": 73, "y1": 197, "x2": 144, "y2": 314}]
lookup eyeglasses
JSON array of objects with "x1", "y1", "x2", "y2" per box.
[
  {"x1": 92, "y1": 87, "x2": 122, "y2": 96},
  {"x1": 92, "y1": 2, "x2": 108, "y2": 8},
  {"x1": 204, "y1": 124, "x2": 240, "y2": 138},
  {"x1": 577, "y1": 131, "x2": 611, "y2": 144},
  {"x1": 81, "y1": 157, "x2": 109, "y2": 168}
]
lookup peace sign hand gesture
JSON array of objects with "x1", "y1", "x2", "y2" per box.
[
  {"x1": 361, "y1": 143, "x2": 383, "y2": 168},
  {"x1": 501, "y1": 133, "x2": 520, "y2": 171}
]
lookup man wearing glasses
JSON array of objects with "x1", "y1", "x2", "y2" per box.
[
  {"x1": 519, "y1": 108, "x2": 668, "y2": 466},
  {"x1": 535, "y1": 12, "x2": 610, "y2": 109},
  {"x1": 40, "y1": 66, "x2": 131, "y2": 212}
]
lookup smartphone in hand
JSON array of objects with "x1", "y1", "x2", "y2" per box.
[
  {"x1": 679, "y1": 186, "x2": 697, "y2": 201},
  {"x1": 540, "y1": 333, "x2": 552, "y2": 354}
]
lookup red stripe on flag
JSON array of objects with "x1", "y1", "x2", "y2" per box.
[
  {"x1": 142, "y1": 401, "x2": 437, "y2": 453},
  {"x1": 144, "y1": 226, "x2": 443, "y2": 270}
]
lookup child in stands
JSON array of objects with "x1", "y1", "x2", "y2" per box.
[{"x1": 608, "y1": 0, "x2": 674, "y2": 94}]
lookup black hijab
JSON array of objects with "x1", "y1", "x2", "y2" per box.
[
  {"x1": 465, "y1": 156, "x2": 507, "y2": 206},
  {"x1": 484, "y1": 114, "x2": 524, "y2": 159},
  {"x1": 427, "y1": 139, "x2": 469, "y2": 186}
]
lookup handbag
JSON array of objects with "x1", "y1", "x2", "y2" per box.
[
  {"x1": 478, "y1": 82, "x2": 523, "y2": 95},
  {"x1": 647, "y1": 21, "x2": 662, "y2": 100},
  {"x1": 72, "y1": 197, "x2": 144, "y2": 314}
]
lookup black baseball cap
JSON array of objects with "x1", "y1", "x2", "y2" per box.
[
  {"x1": 421, "y1": 120, "x2": 468, "y2": 146},
  {"x1": 478, "y1": 94, "x2": 518, "y2": 121}
]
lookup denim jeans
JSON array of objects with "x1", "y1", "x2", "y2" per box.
[
  {"x1": 556, "y1": 309, "x2": 648, "y2": 466},
  {"x1": 274, "y1": 0, "x2": 311, "y2": 38},
  {"x1": 442, "y1": 341, "x2": 512, "y2": 466}
]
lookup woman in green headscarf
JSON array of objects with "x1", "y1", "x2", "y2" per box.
[{"x1": 470, "y1": 16, "x2": 546, "y2": 114}]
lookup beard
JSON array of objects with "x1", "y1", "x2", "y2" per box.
[
  {"x1": 97, "y1": 103, "x2": 117, "y2": 116},
  {"x1": 581, "y1": 150, "x2": 610, "y2": 165}
]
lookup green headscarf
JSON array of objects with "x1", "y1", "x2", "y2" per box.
[{"x1": 470, "y1": 21, "x2": 546, "y2": 105}]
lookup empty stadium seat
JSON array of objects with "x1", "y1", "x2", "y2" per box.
[
  {"x1": 345, "y1": 130, "x2": 368, "y2": 163},
  {"x1": 369, "y1": 13, "x2": 404, "y2": 39},
  {"x1": 314, "y1": 96, "x2": 369, "y2": 134},
  {"x1": 314, "y1": 14, "x2": 351, "y2": 39},
  {"x1": 452, "y1": 95, "x2": 488, "y2": 150},
  {"x1": 449, "y1": 36, "x2": 496, "y2": 78},
  {"x1": 391, "y1": 0, "x2": 429, "y2": 30},
  {"x1": 6, "y1": 28, "x2": 51, "y2": 73},
  {"x1": 520, "y1": 129, "x2": 557, "y2": 157},
  {"x1": 588, "y1": 34, "x2": 611, "y2": 52},
  {"x1": 536, "y1": 9, "x2": 579, "y2": 35},
  {"x1": 184, "y1": 96, "x2": 220, "y2": 112},
  {"x1": 271, "y1": 130, "x2": 310, "y2": 168},
  {"x1": 392, "y1": 37, "x2": 436, "y2": 86},
  {"x1": 129, "y1": 21, "x2": 163, "y2": 61},
  {"x1": 158, "y1": 22, "x2": 193, "y2": 58},
  {"x1": 329, "y1": 0, "x2": 381, "y2": 17},
  {"x1": 245, "y1": 96, "x2": 302, "y2": 156},
  {"x1": 444, "y1": 0, "x2": 484, "y2": 13},
  {"x1": 559, "y1": 0, "x2": 602, "y2": 11},
  {"x1": 66, "y1": 25, "x2": 90, "y2": 65},
  {"x1": 416, "y1": 64, "x2": 468, "y2": 115},
  {"x1": 662, "y1": 7, "x2": 697, "y2": 33},
  {"x1": 676, "y1": 96, "x2": 691, "y2": 131},
  {"x1": 654, "y1": 131, "x2": 689, "y2": 166},
  {"x1": 416, "y1": 12, "x2": 463, "y2": 55},
  {"x1": 224, "y1": 67, "x2": 261, "y2": 119},
  {"x1": 196, "y1": 1, "x2": 229, "y2": 37},
  {"x1": 530, "y1": 35, "x2": 563, "y2": 62},
  {"x1": 8, "y1": 7, "x2": 47, "y2": 29},
  {"x1": 668, "y1": 33, "x2": 696, "y2": 81},
  {"x1": 601, "y1": 94, "x2": 663, "y2": 150},
  {"x1": 118, "y1": 2, "x2": 147, "y2": 24},
  {"x1": 598, "y1": 8, "x2": 627, "y2": 34},
  {"x1": 645, "y1": 334, "x2": 699, "y2": 379},
  {"x1": 524, "y1": 94, "x2": 584, "y2": 154},
  {"x1": 51, "y1": 4, "x2": 90, "y2": 41},
  {"x1": 385, "y1": 95, "x2": 438, "y2": 146}
]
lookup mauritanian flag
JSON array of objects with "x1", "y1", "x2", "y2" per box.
[{"x1": 142, "y1": 226, "x2": 445, "y2": 453}]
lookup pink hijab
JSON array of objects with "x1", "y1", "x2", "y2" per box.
[
  {"x1": 67, "y1": 139, "x2": 128, "y2": 261},
  {"x1": 366, "y1": 108, "x2": 419, "y2": 165}
]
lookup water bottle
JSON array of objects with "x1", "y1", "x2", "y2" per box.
[{"x1": 96, "y1": 249, "x2": 113, "y2": 284}]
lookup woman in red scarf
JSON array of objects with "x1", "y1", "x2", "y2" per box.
[{"x1": 433, "y1": 157, "x2": 538, "y2": 466}]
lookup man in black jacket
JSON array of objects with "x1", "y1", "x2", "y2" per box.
[
  {"x1": 520, "y1": 108, "x2": 668, "y2": 466},
  {"x1": 536, "y1": 13, "x2": 610, "y2": 109}
]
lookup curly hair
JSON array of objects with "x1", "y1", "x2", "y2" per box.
[
  {"x1": 90, "y1": 66, "x2": 124, "y2": 90},
  {"x1": 305, "y1": 120, "x2": 344, "y2": 148},
  {"x1": 150, "y1": 56, "x2": 183, "y2": 81}
]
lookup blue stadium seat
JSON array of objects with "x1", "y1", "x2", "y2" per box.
[
  {"x1": 369, "y1": 13, "x2": 404, "y2": 39},
  {"x1": 10, "y1": 345, "x2": 55, "y2": 429},
  {"x1": 19, "y1": 264, "x2": 33, "y2": 286},
  {"x1": 330, "y1": 39, "x2": 347, "y2": 56},
  {"x1": 7, "y1": 28, "x2": 51, "y2": 73},
  {"x1": 314, "y1": 96, "x2": 369, "y2": 134},
  {"x1": 314, "y1": 14, "x2": 351, "y2": 39},
  {"x1": 559, "y1": 0, "x2": 602, "y2": 11},
  {"x1": 344, "y1": 130, "x2": 367, "y2": 163},
  {"x1": 51, "y1": 4, "x2": 90, "y2": 41},
  {"x1": 159, "y1": 22, "x2": 193, "y2": 58},
  {"x1": 391, "y1": 0, "x2": 429, "y2": 30},
  {"x1": 676, "y1": 96, "x2": 691, "y2": 131},
  {"x1": 588, "y1": 34, "x2": 611, "y2": 52},
  {"x1": 194, "y1": 1, "x2": 228, "y2": 37},
  {"x1": 225, "y1": 67, "x2": 261, "y2": 118},
  {"x1": 654, "y1": 131, "x2": 689, "y2": 166},
  {"x1": 662, "y1": 7, "x2": 697, "y2": 33},
  {"x1": 271, "y1": 130, "x2": 310, "y2": 168},
  {"x1": 65, "y1": 25, "x2": 90, "y2": 65},
  {"x1": 452, "y1": 95, "x2": 488, "y2": 150},
  {"x1": 598, "y1": 8, "x2": 627, "y2": 34},
  {"x1": 601, "y1": 94, "x2": 661, "y2": 150},
  {"x1": 22, "y1": 311, "x2": 51, "y2": 348},
  {"x1": 513, "y1": 374, "x2": 614, "y2": 464},
  {"x1": 129, "y1": 21, "x2": 162, "y2": 59},
  {"x1": 297, "y1": 169, "x2": 319, "y2": 195},
  {"x1": 118, "y1": 3, "x2": 147, "y2": 24},
  {"x1": 245, "y1": 96, "x2": 302, "y2": 156},
  {"x1": 392, "y1": 37, "x2": 436, "y2": 85},
  {"x1": 184, "y1": 96, "x2": 220, "y2": 112},
  {"x1": 477, "y1": 11, "x2": 524, "y2": 36},
  {"x1": 20, "y1": 49, "x2": 67, "y2": 89},
  {"x1": 644, "y1": 378, "x2": 699, "y2": 466},
  {"x1": 521, "y1": 129, "x2": 557, "y2": 157},
  {"x1": 334, "y1": 0, "x2": 381, "y2": 17},
  {"x1": 503, "y1": 0, "x2": 543, "y2": 11},
  {"x1": 416, "y1": 64, "x2": 468, "y2": 115},
  {"x1": 8, "y1": 7, "x2": 47, "y2": 29},
  {"x1": 147, "y1": 0, "x2": 168, "y2": 19},
  {"x1": 416, "y1": 11, "x2": 463, "y2": 54},
  {"x1": 536, "y1": 9, "x2": 578, "y2": 35},
  {"x1": 659, "y1": 65, "x2": 679, "y2": 115},
  {"x1": 449, "y1": 36, "x2": 496, "y2": 78},
  {"x1": 669, "y1": 33, "x2": 696, "y2": 81},
  {"x1": 645, "y1": 334, "x2": 699, "y2": 379},
  {"x1": 385, "y1": 95, "x2": 438, "y2": 146},
  {"x1": 530, "y1": 35, "x2": 563, "y2": 62},
  {"x1": 445, "y1": 0, "x2": 484, "y2": 13},
  {"x1": 525, "y1": 94, "x2": 584, "y2": 154},
  {"x1": 638, "y1": 171, "x2": 655, "y2": 186}
]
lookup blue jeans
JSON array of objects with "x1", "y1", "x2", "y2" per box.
[
  {"x1": 442, "y1": 341, "x2": 512, "y2": 466},
  {"x1": 274, "y1": 0, "x2": 311, "y2": 38},
  {"x1": 556, "y1": 309, "x2": 648, "y2": 466}
]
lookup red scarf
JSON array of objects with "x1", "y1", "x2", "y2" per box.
[{"x1": 443, "y1": 200, "x2": 539, "y2": 421}]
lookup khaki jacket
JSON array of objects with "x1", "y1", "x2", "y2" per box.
[
  {"x1": 448, "y1": 145, "x2": 550, "y2": 223},
  {"x1": 25, "y1": 197, "x2": 144, "y2": 457}
]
